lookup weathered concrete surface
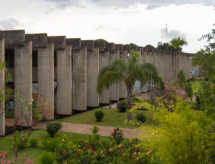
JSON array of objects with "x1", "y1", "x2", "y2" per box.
[
  {"x1": 109, "y1": 43, "x2": 119, "y2": 101},
  {"x1": 57, "y1": 46, "x2": 72, "y2": 115},
  {"x1": 141, "y1": 48, "x2": 148, "y2": 93},
  {"x1": 172, "y1": 51, "x2": 177, "y2": 82},
  {"x1": 0, "y1": 30, "x2": 25, "y2": 48},
  {"x1": 38, "y1": 44, "x2": 54, "y2": 120},
  {"x1": 25, "y1": 33, "x2": 47, "y2": 48},
  {"x1": 48, "y1": 36, "x2": 66, "y2": 50},
  {"x1": 0, "y1": 39, "x2": 5, "y2": 136},
  {"x1": 95, "y1": 42, "x2": 110, "y2": 104},
  {"x1": 82, "y1": 40, "x2": 99, "y2": 107},
  {"x1": 14, "y1": 41, "x2": 33, "y2": 126}
]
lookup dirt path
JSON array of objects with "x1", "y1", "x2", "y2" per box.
[{"x1": 33, "y1": 122, "x2": 141, "y2": 139}]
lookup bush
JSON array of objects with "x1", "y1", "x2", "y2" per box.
[
  {"x1": 111, "y1": 127, "x2": 124, "y2": 144},
  {"x1": 46, "y1": 122, "x2": 62, "y2": 138},
  {"x1": 185, "y1": 81, "x2": 193, "y2": 100},
  {"x1": 29, "y1": 137, "x2": 39, "y2": 147},
  {"x1": 42, "y1": 138, "x2": 60, "y2": 152},
  {"x1": 117, "y1": 101, "x2": 128, "y2": 113},
  {"x1": 95, "y1": 110, "x2": 104, "y2": 122},
  {"x1": 136, "y1": 113, "x2": 147, "y2": 123},
  {"x1": 40, "y1": 152, "x2": 56, "y2": 164},
  {"x1": 177, "y1": 70, "x2": 186, "y2": 88}
]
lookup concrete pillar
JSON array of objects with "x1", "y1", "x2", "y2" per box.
[
  {"x1": 95, "y1": 42, "x2": 110, "y2": 104},
  {"x1": 0, "y1": 39, "x2": 5, "y2": 136},
  {"x1": 57, "y1": 45, "x2": 72, "y2": 115},
  {"x1": 67, "y1": 39, "x2": 87, "y2": 111},
  {"x1": 38, "y1": 43, "x2": 54, "y2": 120},
  {"x1": 82, "y1": 40, "x2": 99, "y2": 107},
  {"x1": 137, "y1": 47, "x2": 142, "y2": 64},
  {"x1": 14, "y1": 41, "x2": 33, "y2": 126},
  {"x1": 141, "y1": 47, "x2": 148, "y2": 92},
  {"x1": 156, "y1": 49, "x2": 161, "y2": 77},
  {"x1": 108, "y1": 43, "x2": 119, "y2": 101},
  {"x1": 172, "y1": 51, "x2": 177, "y2": 82}
]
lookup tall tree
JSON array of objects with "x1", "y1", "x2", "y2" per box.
[
  {"x1": 97, "y1": 50, "x2": 164, "y2": 109},
  {"x1": 170, "y1": 37, "x2": 188, "y2": 58}
]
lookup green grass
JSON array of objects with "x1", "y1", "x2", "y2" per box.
[
  {"x1": 59, "y1": 107, "x2": 157, "y2": 129},
  {"x1": 0, "y1": 130, "x2": 116, "y2": 163}
]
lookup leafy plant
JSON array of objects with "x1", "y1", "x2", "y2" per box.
[
  {"x1": 185, "y1": 80, "x2": 193, "y2": 100},
  {"x1": 177, "y1": 70, "x2": 186, "y2": 88},
  {"x1": 42, "y1": 138, "x2": 60, "y2": 152},
  {"x1": 136, "y1": 113, "x2": 147, "y2": 123},
  {"x1": 29, "y1": 137, "x2": 39, "y2": 147},
  {"x1": 117, "y1": 101, "x2": 128, "y2": 113},
  {"x1": 111, "y1": 127, "x2": 124, "y2": 144},
  {"x1": 95, "y1": 110, "x2": 104, "y2": 122},
  {"x1": 46, "y1": 122, "x2": 62, "y2": 138},
  {"x1": 39, "y1": 152, "x2": 56, "y2": 164}
]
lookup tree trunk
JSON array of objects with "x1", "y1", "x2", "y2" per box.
[{"x1": 127, "y1": 87, "x2": 132, "y2": 109}]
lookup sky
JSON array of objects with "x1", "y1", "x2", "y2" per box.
[{"x1": 0, "y1": 0, "x2": 214, "y2": 53}]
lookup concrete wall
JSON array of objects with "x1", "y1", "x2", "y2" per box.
[
  {"x1": 14, "y1": 41, "x2": 33, "y2": 126},
  {"x1": 82, "y1": 40, "x2": 99, "y2": 107},
  {"x1": 38, "y1": 44, "x2": 54, "y2": 120},
  {"x1": 56, "y1": 46, "x2": 72, "y2": 115},
  {"x1": 96, "y1": 42, "x2": 110, "y2": 104},
  {"x1": 0, "y1": 39, "x2": 5, "y2": 136}
]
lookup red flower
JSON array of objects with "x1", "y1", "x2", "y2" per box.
[
  {"x1": 135, "y1": 149, "x2": 138, "y2": 152},
  {"x1": 75, "y1": 154, "x2": 78, "y2": 157},
  {"x1": 82, "y1": 148, "x2": 85, "y2": 151},
  {"x1": 102, "y1": 140, "x2": 105, "y2": 143},
  {"x1": 98, "y1": 127, "x2": 100, "y2": 131},
  {"x1": 86, "y1": 144, "x2": 88, "y2": 147},
  {"x1": 91, "y1": 150, "x2": 95, "y2": 153}
]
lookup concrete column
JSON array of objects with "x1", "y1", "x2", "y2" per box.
[
  {"x1": 109, "y1": 43, "x2": 119, "y2": 101},
  {"x1": 57, "y1": 45, "x2": 72, "y2": 114},
  {"x1": 82, "y1": 40, "x2": 99, "y2": 107},
  {"x1": 0, "y1": 39, "x2": 5, "y2": 136},
  {"x1": 141, "y1": 47, "x2": 148, "y2": 92},
  {"x1": 115, "y1": 44, "x2": 127, "y2": 99},
  {"x1": 67, "y1": 39, "x2": 87, "y2": 111},
  {"x1": 95, "y1": 42, "x2": 110, "y2": 104},
  {"x1": 137, "y1": 47, "x2": 142, "y2": 64},
  {"x1": 152, "y1": 49, "x2": 157, "y2": 68},
  {"x1": 38, "y1": 44, "x2": 54, "y2": 120},
  {"x1": 14, "y1": 41, "x2": 33, "y2": 126},
  {"x1": 172, "y1": 51, "x2": 177, "y2": 82},
  {"x1": 156, "y1": 50, "x2": 161, "y2": 76}
]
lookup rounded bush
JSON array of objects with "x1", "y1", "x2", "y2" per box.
[
  {"x1": 29, "y1": 137, "x2": 39, "y2": 147},
  {"x1": 46, "y1": 122, "x2": 62, "y2": 138},
  {"x1": 95, "y1": 110, "x2": 104, "y2": 122},
  {"x1": 136, "y1": 112, "x2": 147, "y2": 123},
  {"x1": 42, "y1": 138, "x2": 60, "y2": 152},
  {"x1": 117, "y1": 101, "x2": 128, "y2": 113}
]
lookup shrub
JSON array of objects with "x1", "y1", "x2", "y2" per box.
[
  {"x1": 39, "y1": 152, "x2": 56, "y2": 164},
  {"x1": 46, "y1": 122, "x2": 62, "y2": 138},
  {"x1": 185, "y1": 81, "x2": 193, "y2": 100},
  {"x1": 95, "y1": 110, "x2": 104, "y2": 122},
  {"x1": 117, "y1": 101, "x2": 128, "y2": 113},
  {"x1": 112, "y1": 127, "x2": 124, "y2": 144},
  {"x1": 42, "y1": 138, "x2": 60, "y2": 152},
  {"x1": 136, "y1": 112, "x2": 147, "y2": 123},
  {"x1": 29, "y1": 137, "x2": 39, "y2": 147},
  {"x1": 177, "y1": 70, "x2": 186, "y2": 88}
]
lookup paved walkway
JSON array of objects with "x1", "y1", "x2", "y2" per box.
[{"x1": 33, "y1": 122, "x2": 140, "y2": 139}]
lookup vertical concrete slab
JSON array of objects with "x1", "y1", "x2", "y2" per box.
[
  {"x1": 82, "y1": 40, "x2": 99, "y2": 107},
  {"x1": 156, "y1": 49, "x2": 161, "y2": 76},
  {"x1": 137, "y1": 47, "x2": 142, "y2": 64},
  {"x1": 116, "y1": 44, "x2": 127, "y2": 99},
  {"x1": 57, "y1": 45, "x2": 72, "y2": 115},
  {"x1": 172, "y1": 51, "x2": 178, "y2": 82},
  {"x1": 109, "y1": 43, "x2": 119, "y2": 101},
  {"x1": 14, "y1": 41, "x2": 33, "y2": 126},
  {"x1": 67, "y1": 39, "x2": 87, "y2": 111},
  {"x1": 141, "y1": 47, "x2": 148, "y2": 92},
  {"x1": 95, "y1": 42, "x2": 110, "y2": 104},
  {"x1": 0, "y1": 39, "x2": 5, "y2": 136},
  {"x1": 38, "y1": 44, "x2": 54, "y2": 120}
]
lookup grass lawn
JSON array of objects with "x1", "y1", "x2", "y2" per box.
[
  {"x1": 0, "y1": 130, "x2": 119, "y2": 163},
  {"x1": 59, "y1": 98, "x2": 158, "y2": 129}
]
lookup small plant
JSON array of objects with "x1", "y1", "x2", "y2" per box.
[
  {"x1": 91, "y1": 125, "x2": 100, "y2": 135},
  {"x1": 95, "y1": 110, "x2": 104, "y2": 122},
  {"x1": 29, "y1": 137, "x2": 39, "y2": 147},
  {"x1": 112, "y1": 127, "x2": 124, "y2": 144},
  {"x1": 185, "y1": 80, "x2": 193, "y2": 101},
  {"x1": 42, "y1": 138, "x2": 60, "y2": 152},
  {"x1": 177, "y1": 70, "x2": 186, "y2": 88},
  {"x1": 136, "y1": 112, "x2": 147, "y2": 123},
  {"x1": 40, "y1": 152, "x2": 56, "y2": 164},
  {"x1": 46, "y1": 122, "x2": 62, "y2": 138},
  {"x1": 117, "y1": 101, "x2": 128, "y2": 113}
]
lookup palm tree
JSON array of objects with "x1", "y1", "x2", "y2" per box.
[
  {"x1": 97, "y1": 50, "x2": 164, "y2": 109},
  {"x1": 170, "y1": 37, "x2": 188, "y2": 59}
]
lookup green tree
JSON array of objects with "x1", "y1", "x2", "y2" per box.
[
  {"x1": 97, "y1": 50, "x2": 164, "y2": 109},
  {"x1": 95, "y1": 39, "x2": 108, "y2": 43}
]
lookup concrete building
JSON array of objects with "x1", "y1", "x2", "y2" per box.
[{"x1": 0, "y1": 29, "x2": 195, "y2": 136}]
